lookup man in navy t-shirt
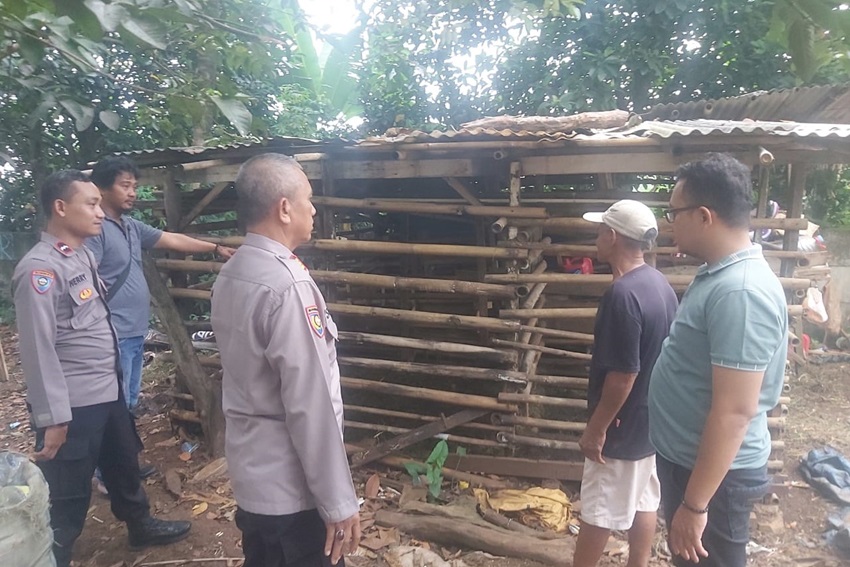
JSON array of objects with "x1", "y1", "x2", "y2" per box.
[{"x1": 572, "y1": 200, "x2": 678, "y2": 567}]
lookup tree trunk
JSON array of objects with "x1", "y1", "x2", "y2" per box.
[{"x1": 143, "y1": 254, "x2": 225, "y2": 456}]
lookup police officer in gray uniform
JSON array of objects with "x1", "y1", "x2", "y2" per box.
[
  {"x1": 13, "y1": 170, "x2": 191, "y2": 567},
  {"x1": 211, "y1": 154, "x2": 361, "y2": 567}
]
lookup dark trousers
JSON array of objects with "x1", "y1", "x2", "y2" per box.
[
  {"x1": 35, "y1": 399, "x2": 150, "y2": 567},
  {"x1": 657, "y1": 455, "x2": 769, "y2": 567},
  {"x1": 235, "y1": 507, "x2": 344, "y2": 567}
]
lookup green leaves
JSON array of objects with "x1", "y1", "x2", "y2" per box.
[
  {"x1": 210, "y1": 96, "x2": 253, "y2": 137},
  {"x1": 84, "y1": 0, "x2": 128, "y2": 32},
  {"x1": 58, "y1": 99, "x2": 96, "y2": 131}
]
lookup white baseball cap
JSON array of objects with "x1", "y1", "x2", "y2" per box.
[{"x1": 582, "y1": 199, "x2": 659, "y2": 242}]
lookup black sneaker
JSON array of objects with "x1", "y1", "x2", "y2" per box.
[{"x1": 127, "y1": 516, "x2": 191, "y2": 550}]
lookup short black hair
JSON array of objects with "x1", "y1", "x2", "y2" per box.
[
  {"x1": 235, "y1": 153, "x2": 304, "y2": 230},
  {"x1": 675, "y1": 153, "x2": 753, "y2": 229},
  {"x1": 40, "y1": 170, "x2": 91, "y2": 218},
  {"x1": 90, "y1": 156, "x2": 140, "y2": 190}
]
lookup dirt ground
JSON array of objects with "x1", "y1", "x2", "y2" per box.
[{"x1": 1, "y1": 324, "x2": 849, "y2": 567}]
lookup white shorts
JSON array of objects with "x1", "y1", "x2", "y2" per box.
[{"x1": 579, "y1": 454, "x2": 661, "y2": 530}]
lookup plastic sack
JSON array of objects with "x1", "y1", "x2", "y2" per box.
[{"x1": 0, "y1": 452, "x2": 55, "y2": 567}]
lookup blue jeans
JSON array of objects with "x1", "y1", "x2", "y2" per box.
[
  {"x1": 118, "y1": 336, "x2": 145, "y2": 409},
  {"x1": 657, "y1": 455, "x2": 769, "y2": 567}
]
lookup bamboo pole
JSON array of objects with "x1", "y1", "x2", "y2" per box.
[
  {"x1": 493, "y1": 414, "x2": 586, "y2": 432},
  {"x1": 486, "y1": 272, "x2": 813, "y2": 291},
  {"x1": 328, "y1": 303, "x2": 522, "y2": 333},
  {"x1": 342, "y1": 377, "x2": 513, "y2": 411},
  {"x1": 314, "y1": 239, "x2": 529, "y2": 260},
  {"x1": 500, "y1": 241, "x2": 826, "y2": 262},
  {"x1": 340, "y1": 357, "x2": 527, "y2": 384},
  {"x1": 312, "y1": 196, "x2": 549, "y2": 219},
  {"x1": 338, "y1": 332, "x2": 518, "y2": 364},
  {"x1": 345, "y1": 405, "x2": 506, "y2": 433},
  {"x1": 496, "y1": 432, "x2": 580, "y2": 452},
  {"x1": 314, "y1": 270, "x2": 518, "y2": 298},
  {"x1": 510, "y1": 216, "x2": 808, "y2": 233},
  {"x1": 524, "y1": 374, "x2": 589, "y2": 388},
  {"x1": 345, "y1": 421, "x2": 501, "y2": 448},
  {"x1": 498, "y1": 392, "x2": 587, "y2": 409},
  {"x1": 491, "y1": 338, "x2": 593, "y2": 361},
  {"x1": 500, "y1": 307, "x2": 598, "y2": 319},
  {"x1": 503, "y1": 305, "x2": 804, "y2": 319}
]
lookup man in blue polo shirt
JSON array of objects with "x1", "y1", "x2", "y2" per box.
[
  {"x1": 649, "y1": 153, "x2": 787, "y2": 567},
  {"x1": 87, "y1": 157, "x2": 235, "y2": 413}
]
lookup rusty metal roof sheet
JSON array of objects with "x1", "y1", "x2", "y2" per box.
[
  {"x1": 360, "y1": 127, "x2": 584, "y2": 145},
  {"x1": 642, "y1": 84, "x2": 850, "y2": 123},
  {"x1": 356, "y1": 118, "x2": 850, "y2": 146}
]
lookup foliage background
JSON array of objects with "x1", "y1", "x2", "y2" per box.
[{"x1": 1, "y1": 0, "x2": 849, "y2": 231}]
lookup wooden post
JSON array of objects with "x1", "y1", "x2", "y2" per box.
[
  {"x1": 782, "y1": 164, "x2": 807, "y2": 277},
  {"x1": 143, "y1": 255, "x2": 225, "y2": 456},
  {"x1": 507, "y1": 162, "x2": 521, "y2": 241},
  {"x1": 0, "y1": 335, "x2": 8, "y2": 382}
]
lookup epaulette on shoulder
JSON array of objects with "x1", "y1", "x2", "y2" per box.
[{"x1": 275, "y1": 254, "x2": 311, "y2": 281}]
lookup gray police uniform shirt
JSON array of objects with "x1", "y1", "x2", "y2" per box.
[
  {"x1": 13, "y1": 233, "x2": 120, "y2": 427},
  {"x1": 211, "y1": 233, "x2": 358, "y2": 523},
  {"x1": 85, "y1": 215, "x2": 163, "y2": 338}
]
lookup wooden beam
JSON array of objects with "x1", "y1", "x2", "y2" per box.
[
  {"x1": 349, "y1": 409, "x2": 489, "y2": 467},
  {"x1": 521, "y1": 153, "x2": 681, "y2": 175},
  {"x1": 143, "y1": 255, "x2": 225, "y2": 456},
  {"x1": 444, "y1": 177, "x2": 482, "y2": 205},
  {"x1": 443, "y1": 454, "x2": 583, "y2": 481},
  {"x1": 178, "y1": 182, "x2": 230, "y2": 231}
]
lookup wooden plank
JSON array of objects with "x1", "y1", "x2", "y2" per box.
[
  {"x1": 349, "y1": 408, "x2": 489, "y2": 467},
  {"x1": 178, "y1": 182, "x2": 230, "y2": 230},
  {"x1": 521, "y1": 153, "x2": 682, "y2": 175}
]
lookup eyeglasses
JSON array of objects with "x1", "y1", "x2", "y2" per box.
[{"x1": 664, "y1": 205, "x2": 702, "y2": 224}]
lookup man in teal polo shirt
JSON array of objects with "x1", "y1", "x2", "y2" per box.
[{"x1": 648, "y1": 153, "x2": 787, "y2": 567}]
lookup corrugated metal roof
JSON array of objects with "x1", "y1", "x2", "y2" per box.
[
  {"x1": 360, "y1": 126, "x2": 584, "y2": 145},
  {"x1": 604, "y1": 119, "x2": 850, "y2": 140},
  {"x1": 357, "y1": 119, "x2": 850, "y2": 146},
  {"x1": 642, "y1": 84, "x2": 850, "y2": 123}
]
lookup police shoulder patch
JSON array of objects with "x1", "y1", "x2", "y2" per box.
[
  {"x1": 305, "y1": 304, "x2": 324, "y2": 338},
  {"x1": 31, "y1": 270, "x2": 55, "y2": 294}
]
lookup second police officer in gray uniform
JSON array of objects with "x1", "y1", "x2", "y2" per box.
[
  {"x1": 13, "y1": 170, "x2": 191, "y2": 567},
  {"x1": 212, "y1": 154, "x2": 361, "y2": 567}
]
